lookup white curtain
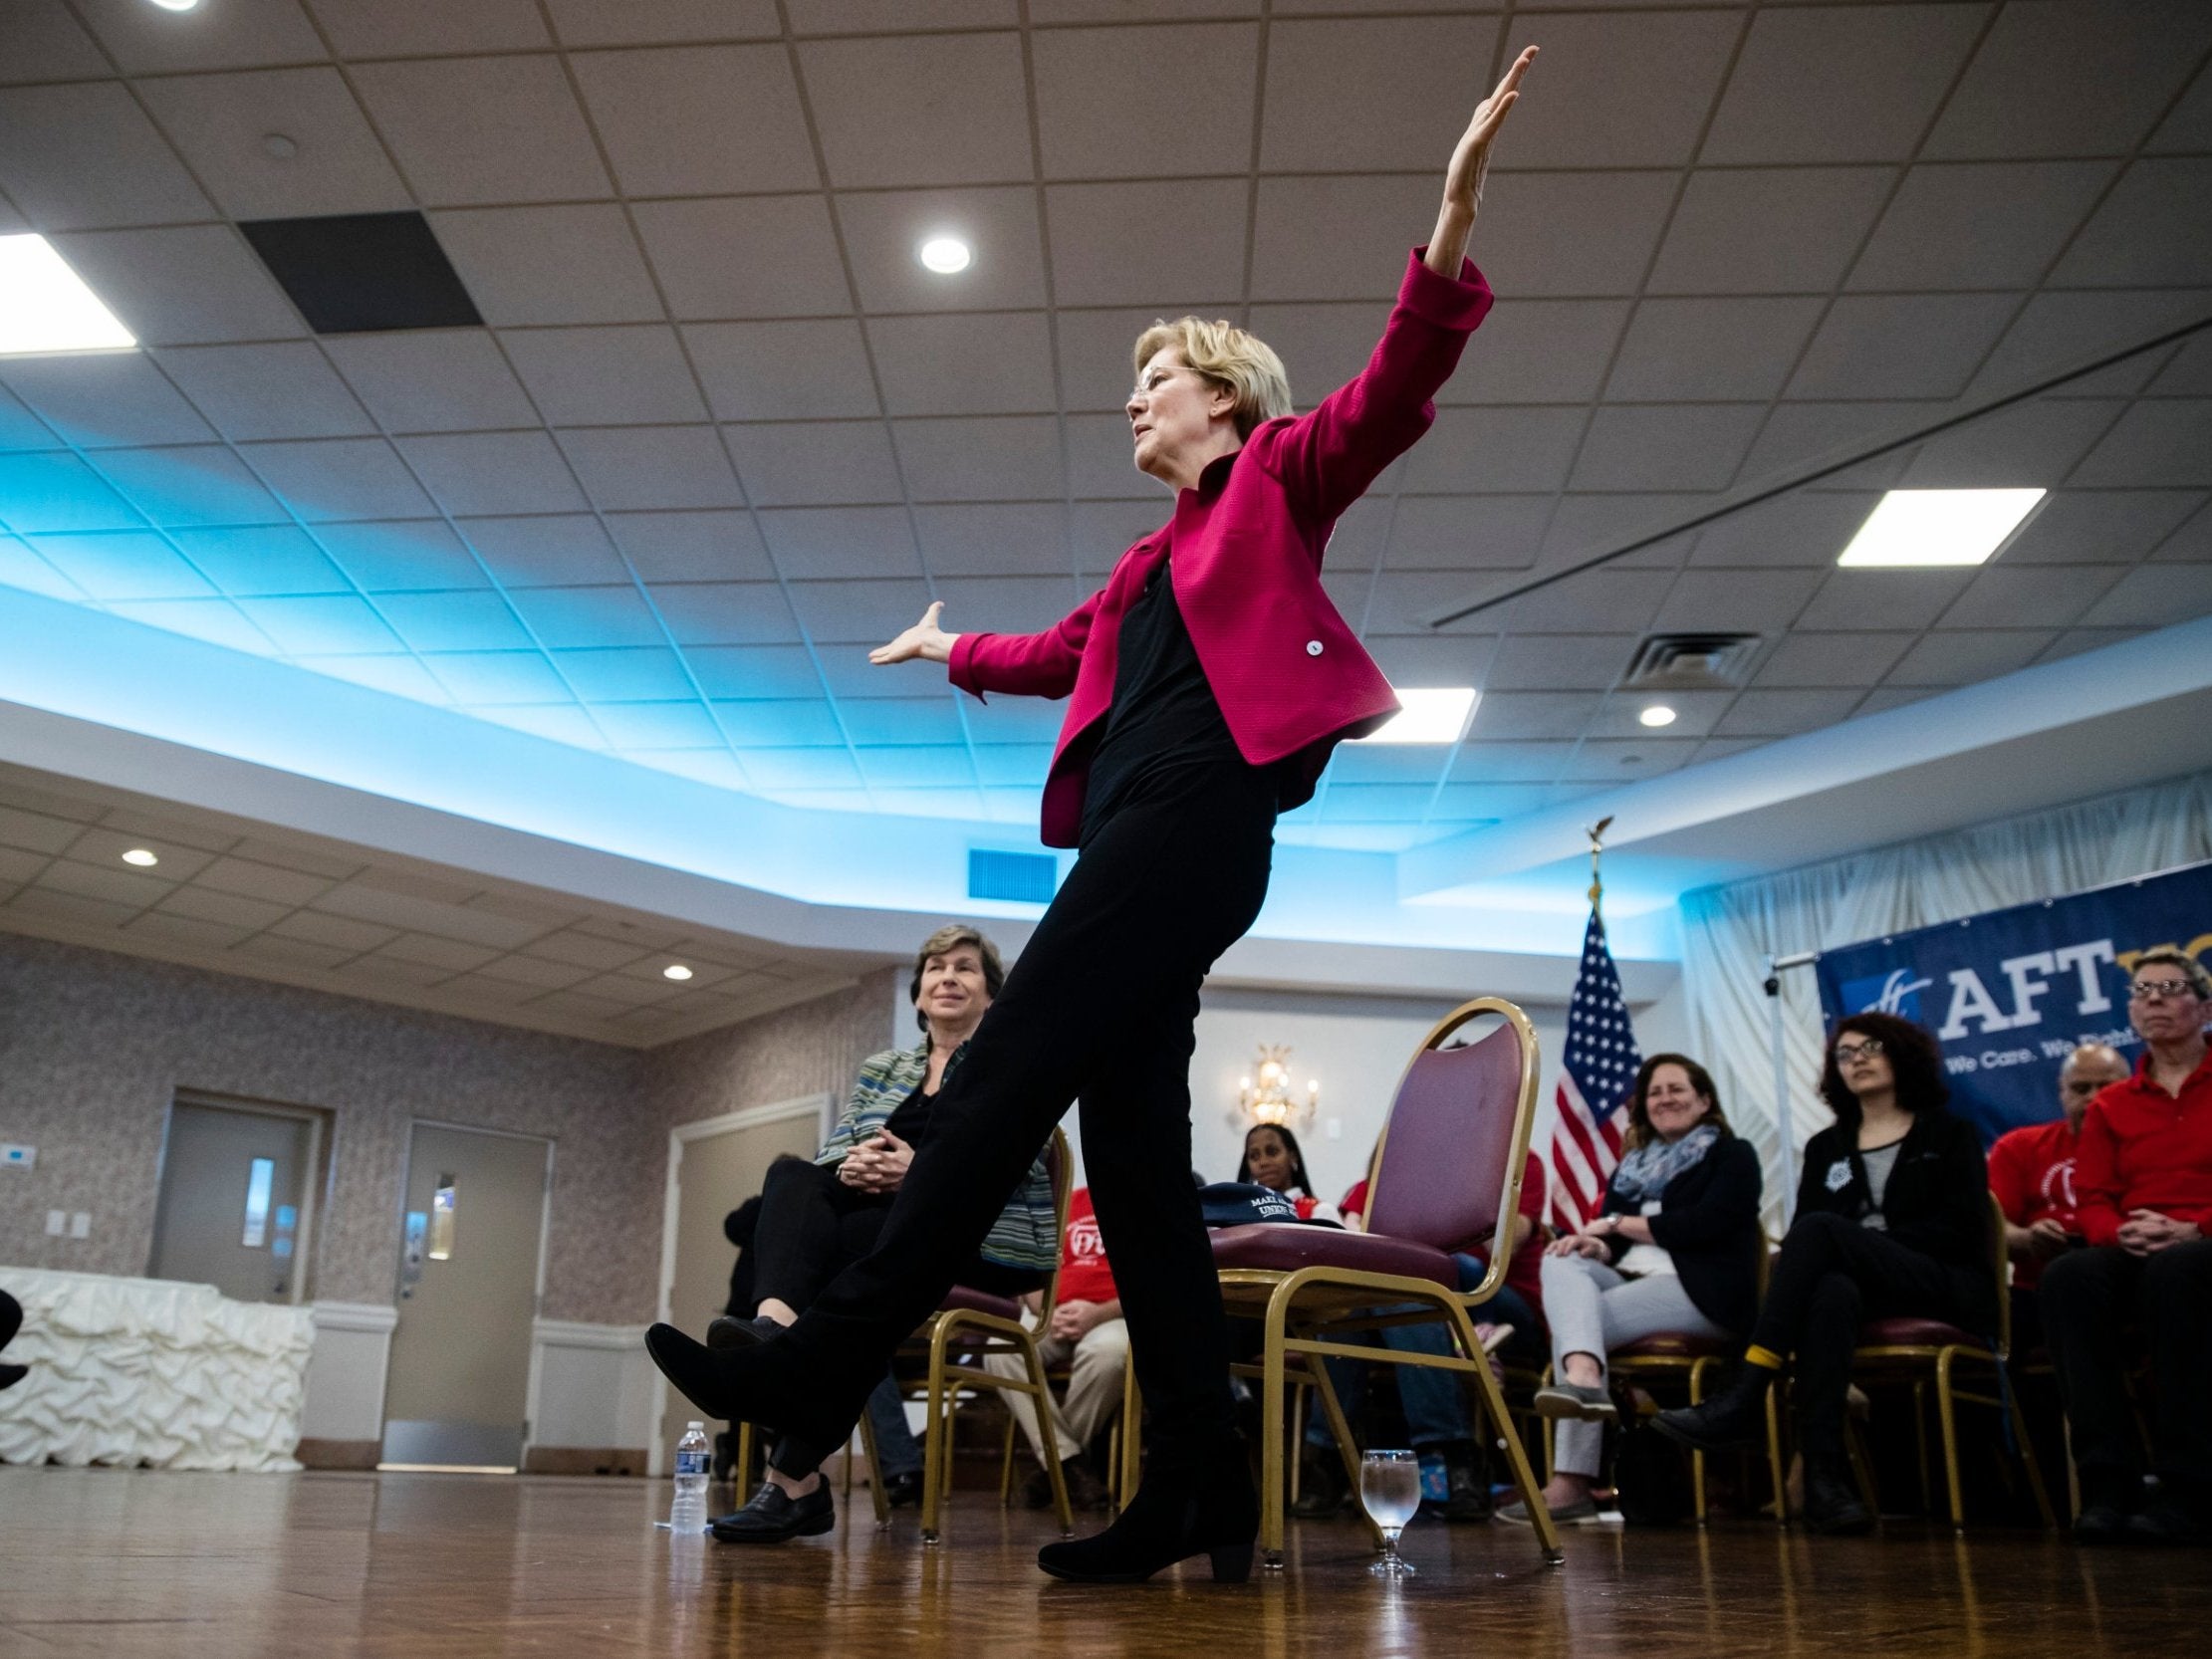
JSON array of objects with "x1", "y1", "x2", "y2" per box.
[{"x1": 1680, "y1": 770, "x2": 2212, "y2": 1227}]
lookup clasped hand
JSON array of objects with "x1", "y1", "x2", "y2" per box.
[
  {"x1": 838, "y1": 1129, "x2": 914, "y2": 1194},
  {"x1": 2116, "y1": 1208, "x2": 2201, "y2": 1256}
]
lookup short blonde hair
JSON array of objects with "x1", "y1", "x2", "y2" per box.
[{"x1": 1132, "y1": 318, "x2": 1293, "y2": 438}]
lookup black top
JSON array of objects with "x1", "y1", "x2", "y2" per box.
[
  {"x1": 1082, "y1": 561, "x2": 1275, "y2": 844},
  {"x1": 882, "y1": 1086, "x2": 936, "y2": 1149},
  {"x1": 1796, "y1": 1108, "x2": 1996, "y2": 1328},
  {"x1": 1598, "y1": 1136, "x2": 1766, "y2": 1336}
]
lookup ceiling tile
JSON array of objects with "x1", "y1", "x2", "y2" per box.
[
  {"x1": 2151, "y1": 336, "x2": 2212, "y2": 396},
  {"x1": 1712, "y1": 688, "x2": 1865, "y2": 737},
  {"x1": 2049, "y1": 159, "x2": 2212, "y2": 289},
  {"x1": 913, "y1": 503, "x2": 1068, "y2": 579},
  {"x1": 499, "y1": 326, "x2": 709, "y2": 426},
  {"x1": 506, "y1": 585, "x2": 664, "y2": 649},
  {"x1": 1444, "y1": 299, "x2": 1630, "y2": 405},
  {"x1": 1939, "y1": 564, "x2": 2121, "y2": 630},
  {"x1": 2000, "y1": 488, "x2": 2207, "y2": 565},
  {"x1": 1571, "y1": 404, "x2": 1766, "y2": 493},
  {"x1": 0, "y1": 1, "x2": 109, "y2": 85},
  {"x1": 1886, "y1": 628, "x2": 2057, "y2": 686},
  {"x1": 1362, "y1": 630, "x2": 1497, "y2": 692},
  {"x1": 631, "y1": 195, "x2": 849, "y2": 320},
  {"x1": 1651, "y1": 568, "x2": 1825, "y2": 636},
  {"x1": 50, "y1": 225, "x2": 306, "y2": 345},
  {"x1": 1261, "y1": 16, "x2": 1501, "y2": 173},
  {"x1": 168, "y1": 525, "x2": 349, "y2": 595},
  {"x1": 233, "y1": 593, "x2": 401, "y2": 654},
  {"x1": 137, "y1": 67, "x2": 410, "y2": 221},
  {"x1": 1046, "y1": 180, "x2": 1245, "y2": 310},
  {"x1": 1484, "y1": 632, "x2": 1641, "y2": 695},
  {"x1": 1250, "y1": 174, "x2": 1456, "y2": 304},
  {"x1": 430, "y1": 205, "x2": 665, "y2": 327},
  {"x1": 1399, "y1": 407, "x2": 1585, "y2": 495},
  {"x1": 119, "y1": 911, "x2": 254, "y2": 952},
  {"x1": 154, "y1": 343, "x2": 374, "y2": 442},
  {"x1": 2068, "y1": 399, "x2": 2212, "y2": 489},
  {"x1": 242, "y1": 437, "x2": 436, "y2": 522},
  {"x1": 686, "y1": 320, "x2": 879, "y2": 422},
  {"x1": 1605, "y1": 298, "x2": 1826, "y2": 403},
  {"x1": 1849, "y1": 161, "x2": 2116, "y2": 292},
  {"x1": 1245, "y1": 305, "x2": 1413, "y2": 412},
  {"x1": 1923, "y1": 0, "x2": 2212, "y2": 160},
  {"x1": 934, "y1": 575, "x2": 1084, "y2": 635},
  {"x1": 422, "y1": 649, "x2": 568, "y2": 704},
  {"x1": 1538, "y1": 496, "x2": 1695, "y2": 573},
  {"x1": 836, "y1": 185, "x2": 1045, "y2": 315},
  {"x1": 1648, "y1": 166, "x2": 1894, "y2": 297},
  {"x1": 71, "y1": 0, "x2": 327, "y2": 76},
  {"x1": 0, "y1": 385, "x2": 55, "y2": 451},
  {"x1": 1753, "y1": 630, "x2": 1917, "y2": 688},
  {"x1": 571, "y1": 44, "x2": 816, "y2": 196},
  {"x1": 892, "y1": 416, "x2": 1065, "y2": 503},
  {"x1": 2080, "y1": 562, "x2": 2212, "y2": 627},
  {"x1": 317, "y1": 521, "x2": 488, "y2": 592},
  {"x1": 1463, "y1": 691, "x2": 1602, "y2": 741},
  {"x1": 321, "y1": 331, "x2": 536, "y2": 433},
  {"x1": 0, "y1": 82, "x2": 213, "y2": 230},
  {"x1": 546, "y1": 0, "x2": 780, "y2": 47},
  {"x1": 1898, "y1": 397, "x2": 2123, "y2": 490},
  {"x1": 24, "y1": 530, "x2": 214, "y2": 596},
  {"x1": 607, "y1": 510, "x2": 774, "y2": 583},
  {"x1": 1467, "y1": 10, "x2": 1739, "y2": 170},
  {"x1": 867, "y1": 312, "x2": 1057, "y2": 417},
  {"x1": 686, "y1": 642, "x2": 824, "y2": 700},
  {"x1": 104, "y1": 596, "x2": 271, "y2": 650},
  {"x1": 2146, "y1": 497, "x2": 2212, "y2": 564},
  {"x1": 716, "y1": 700, "x2": 844, "y2": 747},
  {"x1": 2150, "y1": 60, "x2": 2212, "y2": 153},
  {"x1": 395, "y1": 431, "x2": 584, "y2": 518},
  {"x1": 1458, "y1": 169, "x2": 1684, "y2": 302},
  {"x1": 2036, "y1": 626, "x2": 2151, "y2": 665},
  {"x1": 465, "y1": 515, "x2": 628, "y2": 588},
  {"x1": 1033, "y1": 23, "x2": 1257, "y2": 180},
  {"x1": 155, "y1": 883, "x2": 289, "y2": 933},
  {"x1": 94, "y1": 444, "x2": 288, "y2": 527},
  {"x1": 1796, "y1": 568, "x2": 1976, "y2": 632},
  {"x1": 649, "y1": 582, "x2": 800, "y2": 645},
  {"x1": 557, "y1": 426, "x2": 743, "y2": 511},
  {"x1": 192, "y1": 852, "x2": 330, "y2": 906},
  {"x1": 724, "y1": 420, "x2": 902, "y2": 507},
  {"x1": 1384, "y1": 495, "x2": 1551, "y2": 572},
  {"x1": 595, "y1": 700, "x2": 726, "y2": 753},
  {"x1": 1503, "y1": 568, "x2": 1672, "y2": 636},
  {"x1": 350, "y1": 57, "x2": 611, "y2": 206},
  {"x1": 0, "y1": 457, "x2": 143, "y2": 534},
  {"x1": 758, "y1": 506, "x2": 920, "y2": 580},
  {"x1": 800, "y1": 32, "x2": 1033, "y2": 188},
  {"x1": 1734, "y1": 403, "x2": 1917, "y2": 492},
  {"x1": 786, "y1": 578, "x2": 935, "y2": 644},
  {"x1": 299, "y1": 652, "x2": 451, "y2": 702},
  {"x1": 312, "y1": 0, "x2": 549, "y2": 55},
  {"x1": 1788, "y1": 294, "x2": 2022, "y2": 401},
  {"x1": 1967, "y1": 290, "x2": 2212, "y2": 400},
  {"x1": 1702, "y1": 3, "x2": 1989, "y2": 165},
  {"x1": 2, "y1": 355, "x2": 217, "y2": 448},
  {"x1": 1447, "y1": 740, "x2": 1576, "y2": 784}
]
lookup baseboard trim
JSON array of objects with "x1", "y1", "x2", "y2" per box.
[
  {"x1": 296, "y1": 1438, "x2": 380, "y2": 1470},
  {"x1": 522, "y1": 1445, "x2": 648, "y2": 1477}
]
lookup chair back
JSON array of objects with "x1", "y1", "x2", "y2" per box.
[
  {"x1": 1032, "y1": 1127, "x2": 1076, "y2": 1323},
  {"x1": 1363, "y1": 998, "x2": 1542, "y2": 1302}
]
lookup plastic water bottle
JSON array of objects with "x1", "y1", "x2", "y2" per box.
[{"x1": 668, "y1": 1421, "x2": 710, "y2": 1534}]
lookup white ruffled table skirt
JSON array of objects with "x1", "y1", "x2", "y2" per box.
[{"x1": 0, "y1": 1268, "x2": 313, "y2": 1472}]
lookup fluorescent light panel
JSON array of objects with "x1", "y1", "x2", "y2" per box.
[
  {"x1": 1837, "y1": 489, "x2": 2045, "y2": 568},
  {"x1": 0, "y1": 235, "x2": 136, "y2": 356},
  {"x1": 1352, "y1": 687, "x2": 1478, "y2": 745}
]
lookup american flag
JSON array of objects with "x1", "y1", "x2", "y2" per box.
[{"x1": 1548, "y1": 907, "x2": 1642, "y2": 1232}]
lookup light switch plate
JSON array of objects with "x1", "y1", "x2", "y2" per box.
[
  {"x1": 1, "y1": 1143, "x2": 32, "y2": 1170},
  {"x1": 46, "y1": 1209, "x2": 66, "y2": 1236},
  {"x1": 69, "y1": 1211, "x2": 90, "y2": 1239}
]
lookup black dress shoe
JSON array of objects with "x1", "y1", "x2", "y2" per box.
[
  {"x1": 1802, "y1": 1449, "x2": 1872, "y2": 1537},
  {"x1": 1036, "y1": 1446, "x2": 1258, "y2": 1584},
  {"x1": 710, "y1": 1480, "x2": 836, "y2": 1543},
  {"x1": 1023, "y1": 1456, "x2": 1113, "y2": 1513},
  {"x1": 2126, "y1": 1497, "x2": 2209, "y2": 1546},
  {"x1": 706, "y1": 1313, "x2": 785, "y2": 1350},
  {"x1": 883, "y1": 1470, "x2": 924, "y2": 1509},
  {"x1": 1653, "y1": 1366, "x2": 1773, "y2": 1455},
  {"x1": 2074, "y1": 1473, "x2": 2141, "y2": 1545}
]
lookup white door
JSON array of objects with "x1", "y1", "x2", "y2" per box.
[{"x1": 147, "y1": 1098, "x2": 323, "y2": 1304}]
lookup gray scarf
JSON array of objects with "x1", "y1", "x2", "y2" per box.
[{"x1": 1609, "y1": 1122, "x2": 1721, "y2": 1208}]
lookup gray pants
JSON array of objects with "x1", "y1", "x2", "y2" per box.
[
  {"x1": 984, "y1": 1312, "x2": 1129, "y2": 1466},
  {"x1": 1542, "y1": 1252, "x2": 1725, "y2": 1479}
]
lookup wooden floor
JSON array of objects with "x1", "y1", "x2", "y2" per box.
[{"x1": 2, "y1": 1468, "x2": 2204, "y2": 1658}]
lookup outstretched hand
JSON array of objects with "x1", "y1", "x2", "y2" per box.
[
  {"x1": 868, "y1": 600, "x2": 957, "y2": 666},
  {"x1": 1426, "y1": 45, "x2": 1536, "y2": 277}
]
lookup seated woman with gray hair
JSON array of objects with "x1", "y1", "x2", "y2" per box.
[
  {"x1": 1500, "y1": 1054, "x2": 1763, "y2": 1526},
  {"x1": 705, "y1": 923, "x2": 1057, "y2": 1543}
]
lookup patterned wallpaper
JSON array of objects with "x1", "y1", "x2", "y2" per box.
[{"x1": 0, "y1": 933, "x2": 894, "y2": 1326}]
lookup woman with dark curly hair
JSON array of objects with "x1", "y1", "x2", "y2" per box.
[{"x1": 1654, "y1": 1013, "x2": 1995, "y2": 1535}]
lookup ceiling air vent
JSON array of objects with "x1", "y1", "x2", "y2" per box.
[
  {"x1": 968, "y1": 848, "x2": 1059, "y2": 905},
  {"x1": 1621, "y1": 632, "x2": 1762, "y2": 692}
]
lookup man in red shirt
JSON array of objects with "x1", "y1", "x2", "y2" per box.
[
  {"x1": 1989, "y1": 1043, "x2": 2130, "y2": 1318},
  {"x1": 2041, "y1": 948, "x2": 2212, "y2": 1545},
  {"x1": 985, "y1": 1186, "x2": 1121, "y2": 1512}
]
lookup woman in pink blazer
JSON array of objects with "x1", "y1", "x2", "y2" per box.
[{"x1": 649, "y1": 47, "x2": 1537, "y2": 1583}]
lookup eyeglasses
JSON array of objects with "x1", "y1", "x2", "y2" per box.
[
  {"x1": 2129, "y1": 978, "x2": 2201, "y2": 1002},
  {"x1": 1834, "y1": 1039, "x2": 1885, "y2": 1063}
]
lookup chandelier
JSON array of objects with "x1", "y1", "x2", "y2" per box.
[{"x1": 1239, "y1": 1046, "x2": 1319, "y2": 1127}]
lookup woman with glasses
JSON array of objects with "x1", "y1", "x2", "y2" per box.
[
  {"x1": 1654, "y1": 1013, "x2": 1994, "y2": 1535},
  {"x1": 2040, "y1": 948, "x2": 2212, "y2": 1544},
  {"x1": 643, "y1": 50, "x2": 1540, "y2": 1585}
]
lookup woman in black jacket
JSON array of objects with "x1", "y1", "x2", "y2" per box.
[
  {"x1": 1656, "y1": 1013, "x2": 1994, "y2": 1535},
  {"x1": 1502, "y1": 1055, "x2": 1763, "y2": 1525}
]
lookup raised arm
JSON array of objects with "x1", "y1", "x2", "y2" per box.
[{"x1": 1426, "y1": 46, "x2": 1535, "y2": 280}]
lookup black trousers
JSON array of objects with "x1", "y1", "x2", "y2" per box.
[
  {"x1": 2041, "y1": 1240, "x2": 2212, "y2": 1491},
  {"x1": 0, "y1": 1289, "x2": 18, "y2": 1351},
  {"x1": 767, "y1": 762, "x2": 1277, "y2": 1476},
  {"x1": 1750, "y1": 1210, "x2": 1988, "y2": 1442}
]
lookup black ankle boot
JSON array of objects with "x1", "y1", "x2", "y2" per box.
[
  {"x1": 646, "y1": 1322, "x2": 854, "y2": 1452},
  {"x1": 1802, "y1": 1443, "x2": 1872, "y2": 1536},
  {"x1": 1037, "y1": 1447, "x2": 1259, "y2": 1584},
  {"x1": 1653, "y1": 1363, "x2": 1773, "y2": 1454}
]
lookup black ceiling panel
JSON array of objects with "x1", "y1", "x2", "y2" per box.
[{"x1": 240, "y1": 211, "x2": 482, "y2": 334}]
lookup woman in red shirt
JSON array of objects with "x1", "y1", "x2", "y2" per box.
[{"x1": 645, "y1": 47, "x2": 1538, "y2": 1586}]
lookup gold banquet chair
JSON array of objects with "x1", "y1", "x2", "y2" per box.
[
  {"x1": 1209, "y1": 997, "x2": 1564, "y2": 1568},
  {"x1": 1843, "y1": 1191, "x2": 2055, "y2": 1530}
]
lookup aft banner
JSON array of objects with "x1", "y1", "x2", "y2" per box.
[{"x1": 1813, "y1": 861, "x2": 2212, "y2": 1145}]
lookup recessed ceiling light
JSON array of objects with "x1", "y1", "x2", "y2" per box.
[
  {"x1": 146, "y1": 0, "x2": 202, "y2": 11},
  {"x1": 0, "y1": 235, "x2": 136, "y2": 356},
  {"x1": 1837, "y1": 488, "x2": 2045, "y2": 569},
  {"x1": 1638, "y1": 704, "x2": 1677, "y2": 728},
  {"x1": 121, "y1": 848, "x2": 159, "y2": 867},
  {"x1": 662, "y1": 964, "x2": 694, "y2": 981},
  {"x1": 1352, "y1": 687, "x2": 1478, "y2": 745},
  {"x1": 917, "y1": 236, "x2": 972, "y2": 275},
  {"x1": 261, "y1": 133, "x2": 299, "y2": 160}
]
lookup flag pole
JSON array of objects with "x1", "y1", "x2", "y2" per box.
[{"x1": 1586, "y1": 817, "x2": 1612, "y2": 918}]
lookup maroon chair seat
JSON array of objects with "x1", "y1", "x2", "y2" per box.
[
  {"x1": 1210, "y1": 1222, "x2": 1460, "y2": 1288},
  {"x1": 936, "y1": 1285, "x2": 1024, "y2": 1321},
  {"x1": 1857, "y1": 1316, "x2": 1986, "y2": 1349},
  {"x1": 1612, "y1": 1331, "x2": 1733, "y2": 1362}
]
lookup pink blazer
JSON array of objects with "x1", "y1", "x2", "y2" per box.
[{"x1": 949, "y1": 249, "x2": 1496, "y2": 848}]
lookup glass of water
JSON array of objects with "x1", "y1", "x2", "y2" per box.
[{"x1": 1358, "y1": 1449, "x2": 1420, "y2": 1578}]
